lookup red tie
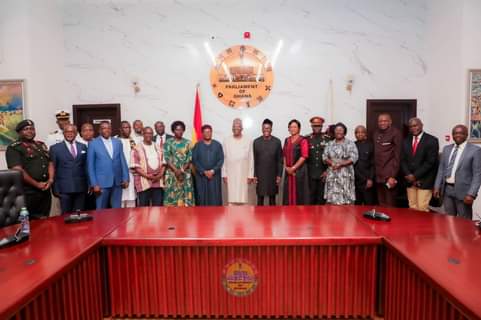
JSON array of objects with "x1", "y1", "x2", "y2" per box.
[{"x1": 412, "y1": 136, "x2": 419, "y2": 155}]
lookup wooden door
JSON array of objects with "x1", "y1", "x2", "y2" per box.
[{"x1": 72, "y1": 104, "x2": 121, "y2": 137}]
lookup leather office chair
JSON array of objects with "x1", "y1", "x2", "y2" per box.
[{"x1": 0, "y1": 170, "x2": 25, "y2": 228}]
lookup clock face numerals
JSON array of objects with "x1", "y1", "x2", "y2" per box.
[{"x1": 210, "y1": 45, "x2": 274, "y2": 109}]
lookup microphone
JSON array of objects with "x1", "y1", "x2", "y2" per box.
[
  {"x1": 64, "y1": 209, "x2": 93, "y2": 224},
  {"x1": 363, "y1": 208, "x2": 391, "y2": 222},
  {"x1": 0, "y1": 227, "x2": 29, "y2": 249}
]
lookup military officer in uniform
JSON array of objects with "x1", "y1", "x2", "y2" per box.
[
  {"x1": 6, "y1": 120, "x2": 54, "y2": 218},
  {"x1": 46, "y1": 110, "x2": 71, "y2": 148},
  {"x1": 307, "y1": 116, "x2": 331, "y2": 204}
]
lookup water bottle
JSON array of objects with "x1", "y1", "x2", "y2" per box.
[{"x1": 19, "y1": 207, "x2": 30, "y2": 235}]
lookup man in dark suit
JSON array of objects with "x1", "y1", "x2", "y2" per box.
[
  {"x1": 401, "y1": 118, "x2": 439, "y2": 212},
  {"x1": 154, "y1": 121, "x2": 173, "y2": 149},
  {"x1": 50, "y1": 124, "x2": 88, "y2": 214},
  {"x1": 434, "y1": 124, "x2": 481, "y2": 219},
  {"x1": 87, "y1": 121, "x2": 129, "y2": 209},
  {"x1": 373, "y1": 113, "x2": 402, "y2": 207},
  {"x1": 354, "y1": 125, "x2": 375, "y2": 205}
]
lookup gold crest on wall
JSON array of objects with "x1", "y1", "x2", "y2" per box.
[{"x1": 210, "y1": 45, "x2": 274, "y2": 109}]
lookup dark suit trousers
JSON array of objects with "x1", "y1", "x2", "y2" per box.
[
  {"x1": 25, "y1": 189, "x2": 52, "y2": 219},
  {"x1": 355, "y1": 186, "x2": 375, "y2": 205},
  {"x1": 138, "y1": 188, "x2": 164, "y2": 207},
  {"x1": 376, "y1": 183, "x2": 397, "y2": 207},
  {"x1": 59, "y1": 192, "x2": 86, "y2": 214},
  {"x1": 309, "y1": 178, "x2": 326, "y2": 205},
  {"x1": 443, "y1": 185, "x2": 472, "y2": 220},
  {"x1": 257, "y1": 195, "x2": 276, "y2": 206},
  {"x1": 85, "y1": 192, "x2": 96, "y2": 211}
]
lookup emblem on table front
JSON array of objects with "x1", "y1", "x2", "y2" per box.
[
  {"x1": 210, "y1": 45, "x2": 274, "y2": 108},
  {"x1": 222, "y1": 258, "x2": 258, "y2": 296}
]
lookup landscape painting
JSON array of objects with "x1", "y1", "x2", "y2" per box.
[{"x1": 0, "y1": 80, "x2": 25, "y2": 150}]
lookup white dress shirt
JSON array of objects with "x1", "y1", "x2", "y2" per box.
[
  {"x1": 101, "y1": 136, "x2": 114, "y2": 158},
  {"x1": 155, "y1": 133, "x2": 167, "y2": 148},
  {"x1": 446, "y1": 141, "x2": 467, "y2": 184}
]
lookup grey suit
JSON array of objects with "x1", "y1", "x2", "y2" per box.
[{"x1": 434, "y1": 143, "x2": 481, "y2": 219}]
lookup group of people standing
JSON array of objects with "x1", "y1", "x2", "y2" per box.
[{"x1": 5, "y1": 110, "x2": 481, "y2": 220}]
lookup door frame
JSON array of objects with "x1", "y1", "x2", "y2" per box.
[{"x1": 72, "y1": 103, "x2": 121, "y2": 134}]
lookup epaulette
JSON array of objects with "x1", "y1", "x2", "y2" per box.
[
  {"x1": 9, "y1": 141, "x2": 21, "y2": 147},
  {"x1": 34, "y1": 140, "x2": 49, "y2": 151}
]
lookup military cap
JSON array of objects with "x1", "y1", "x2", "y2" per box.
[
  {"x1": 55, "y1": 110, "x2": 70, "y2": 120},
  {"x1": 15, "y1": 119, "x2": 35, "y2": 132},
  {"x1": 309, "y1": 116, "x2": 325, "y2": 125}
]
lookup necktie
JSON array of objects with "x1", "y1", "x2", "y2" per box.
[
  {"x1": 70, "y1": 143, "x2": 77, "y2": 158},
  {"x1": 445, "y1": 146, "x2": 459, "y2": 178},
  {"x1": 412, "y1": 136, "x2": 419, "y2": 155},
  {"x1": 160, "y1": 136, "x2": 163, "y2": 147}
]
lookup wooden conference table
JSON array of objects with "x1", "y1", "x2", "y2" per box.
[{"x1": 0, "y1": 205, "x2": 480, "y2": 320}]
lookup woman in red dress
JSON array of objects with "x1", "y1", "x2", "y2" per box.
[{"x1": 282, "y1": 119, "x2": 310, "y2": 205}]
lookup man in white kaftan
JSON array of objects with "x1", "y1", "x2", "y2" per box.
[{"x1": 222, "y1": 119, "x2": 254, "y2": 204}]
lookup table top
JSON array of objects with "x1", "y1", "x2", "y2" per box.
[
  {"x1": 350, "y1": 205, "x2": 481, "y2": 319},
  {"x1": 103, "y1": 205, "x2": 382, "y2": 246},
  {"x1": 0, "y1": 210, "x2": 132, "y2": 319},
  {"x1": 1, "y1": 205, "x2": 480, "y2": 319},
  {"x1": 350, "y1": 205, "x2": 480, "y2": 239},
  {"x1": 384, "y1": 234, "x2": 481, "y2": 319}
]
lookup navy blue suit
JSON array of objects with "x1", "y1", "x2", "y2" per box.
[
  {"x1": 87, "y1": 136, "x2": 129, "y2": 209},
  {"x1": 50, "y1": 141, "x2": 89, "y2": 213}
]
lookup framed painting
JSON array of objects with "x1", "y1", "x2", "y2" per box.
[
  {"x1": 0, "y1": 80, "x2": 25, "y2": 150},
  {"x1": 468, "y1": 70, "x2": 481, "y2": 142}
]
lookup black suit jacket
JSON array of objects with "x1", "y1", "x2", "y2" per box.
[
  {"x1": 354, "y1": 140, "x2": 375, "y2": 188},
  {"x1": 155, "y1": 133, "x2": 173, "y2": 142},
  {"x1": 401, "y1": 132, "x2": 439, "y2": 189}
]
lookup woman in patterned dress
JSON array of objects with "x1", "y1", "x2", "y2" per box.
[
  {"x1": 163, "y1": 121, "x2": 195, "y2": 206},
  {"x1": 322, "y1": 122, "x2": 358, "y2": 205}
]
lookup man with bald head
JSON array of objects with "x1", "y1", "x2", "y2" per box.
[
  {"x1": 222, "y1": 118, "x2": 254, "y2": 204},
  {"x1": 132, "y1": 119, "x2": 144, "y2": 144},
  {"x1": 354, "y1": 125, "x2": 375, "y2": 205},
  {"x1": 373, "y1": 113, "x2": 402, "y2": 207},
  {"x1": 401, "y1": 118, "x2": 439, "y2": 212},
  {"x1": 434, "y1": 124, "x2": 481, "y2": 219}
]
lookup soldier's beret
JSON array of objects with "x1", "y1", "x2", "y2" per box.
[{"x1": 16, "y1": 119, "x2": 35, "y2": 132}]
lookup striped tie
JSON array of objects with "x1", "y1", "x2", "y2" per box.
[{"x1": 445, "y1": 146, "x2": 459, "y2": 178}]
